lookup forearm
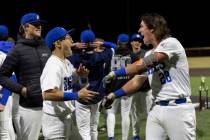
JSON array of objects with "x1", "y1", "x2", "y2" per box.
[
  {"x1": 113, "y1": 62, "x2": 140, "y2": 77},
  {"x1": 42, "y1": 89, "x2": 64, "y2": 101},
  {"x1": 0, "y1": 75, "x2": 23, "y2": 94},
  {"x1": 113, "y1": 53, "x2": 159, "y2": 77},
  {"x1": 43, "y1": 89, "x2": 78, "y2": 101},
  {"x1": 113, "y1": 75, "x2": 147, "y2": 98},
  {"x1": 122, "y1": 75, "x2": 147, "y2": 94},
  {"x1": 103, "y1": 41, "x2": 117, "y2": 49}
]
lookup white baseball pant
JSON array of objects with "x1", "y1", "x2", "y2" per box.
[
  {"x1": 75, "y1": 101, "x2": 100, "y2": 140},
  {"x1": 0, "y1": 96, "x2": 16, "y2": 140},
  {"x1": 42, "y1": 111, "x2": 82, "y2": 140},
  {"x1": 106, "y1": 96, "x2": 132, "y2": 140},
  {"x1": 146, "y1": 103, "x2": 196, "y2": 140},
  {"x1": 18, "y1": 106, "x2": 42, "y2": 140}
]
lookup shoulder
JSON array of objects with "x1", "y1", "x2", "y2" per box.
[{"x1": 160, "y1": 37, "x2": 181, "y2": 46}]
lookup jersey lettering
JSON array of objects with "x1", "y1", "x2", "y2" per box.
[
  {"x1": 64, "y1": 76, "x2": 73, "y2": 91},
  {"x1": 111, "y1": 55, "x2": 131, "y2": 71},
  {"x1": 148, "y1": 62, "x2": 172, "y2": 84}
]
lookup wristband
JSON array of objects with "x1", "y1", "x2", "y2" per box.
[
  {"x1": 63, "y1": 92, "x2": 78, "y2": 101},
  {"x1": 114, "y1": 68, "x2": 126, "y2": 77},
  {"x1": 113, "y1": 88, "x2": 126, "y2": 97}
]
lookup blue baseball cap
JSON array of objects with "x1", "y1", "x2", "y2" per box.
[
  {"x1": 0, "y1": 25, "x2": 8, "y2": 37},
  {"x1": 20, "y1": 12, "x2": 46, "y2": 25},
  {"x1": 131, "y1": 33, "x2": 143, "y2": 42},
  {"x1": 117, "y1": 33, "x2": 129, "y2": 43},
  {"x1": 80, "y1": 29, "x2": 95, "y2": 43},
  {"x1": 45, "y1": 27, "x2": 75, "y2": 49}
]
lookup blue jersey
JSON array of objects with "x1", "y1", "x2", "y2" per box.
[{"x1": 69, "y1": 48, "x2": 113, "y2": 104}]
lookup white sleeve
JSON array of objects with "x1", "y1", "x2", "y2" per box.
[
  {"x1": 155, "y1": 38, "x2": 178, "y2": 59},
  {"x1": 0, "y1": 52, "x2": 6, "y2": 67},
  {"x1": 41, "y1": 63, "x2": 62, "y2": 92}
]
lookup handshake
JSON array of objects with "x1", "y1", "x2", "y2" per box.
[{"x1": 99, "y1": 71, "x2": 116, "y2": 112}]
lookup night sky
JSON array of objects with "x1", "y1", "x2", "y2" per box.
[{"x1": 1, "y1": 0, "x2": 210, "y2": 48}]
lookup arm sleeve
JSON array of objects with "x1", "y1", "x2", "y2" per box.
[
  {"x1": 155, "y1": 38, "x2": 178, "y2": 59},
  {"x1": 103, "y1": 41, "x2": 117, "y2": 49},
  {"x1": 41, "y1": 63, "x2": 61, "y2": 92}
]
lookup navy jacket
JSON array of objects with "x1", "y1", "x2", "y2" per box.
[{"x1": 0, "y1": 38, "x2": 51, "y2": 107}]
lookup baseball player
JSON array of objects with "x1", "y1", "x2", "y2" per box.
[
  {"x1": 41, "y1": 27, "x2": 98, "y2": 140},
  {"x1": 0, "y1": 25, "x2": 16, "y2": 140},
  {"x1": 69, "y1": 29, "x2": 115, "y2": 140},
  {"x1": 102, "y1": 13, "x2": 196, "y2": 140},
  {"x1": 106, "y1": 33, "x2": 133, "y2": 140},
  {"x1": 129, "y1": 33, "x2": 153, "y2": 140}
]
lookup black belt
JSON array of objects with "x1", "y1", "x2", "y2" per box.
[{"x1": 156, "y1": 98, "x2": 187, "y2": 106}]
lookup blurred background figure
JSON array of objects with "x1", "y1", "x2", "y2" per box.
[
  {"x1": 0, "y1": 24, "x2": 16, "y2": 140},
  {"x1": 106, "y1": 33, "x2": 133, "y2": 140},
  {"x1": 69, "y1": 29, "x2": 115, "y2": 140},
  {"x1": 129, "y1": 33, "x2": 153, "y2": 140}
]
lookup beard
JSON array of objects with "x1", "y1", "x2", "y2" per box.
[{"x1": 65, "y1": 49, "x2": 72, "y2": 57}]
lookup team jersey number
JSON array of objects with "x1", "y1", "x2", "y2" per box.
[
  {"x1": 159, "y1": 71, "x2": 172, "y2": 84},
  {"x1": 111, "y1": 56, "x2": 131, "y2": 71},
  {"x1": 64, "y1": 76, "x2": 72, "y2": 91}
]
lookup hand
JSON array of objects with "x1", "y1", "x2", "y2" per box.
[
  {"x1": 76, "y1": 64, "x2": 89, "y2": 77},
  {"x1": 102, "y1": 71, "x2": 116, "y2": 89},
  {"x1": 21, "y1": 87, "x2": 27, "y2": 97},
  {"x1": 72, "y1": 42, "x2": 87, "y2": 49},
  {"x1": 78, "y1": 85, "x2": 99, "y2": 104},
  {"x1": 0, "y1": 104, "x2": 5, "y2": 112},
  {"x1": 99, "y1": 93, "x2": 115, "y2": 112},
  {"x1": 92, "y1": 41, "x2": 103, "y2": 48}
]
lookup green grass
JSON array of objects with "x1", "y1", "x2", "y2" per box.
[
  {"x1": 98, "y1": 113, "x2": 146, "y2": 140},
  {"x1": 98, "y1": 76, "x2": 210, "y2": 140},
  {"x1": 191, "y1": 76, "x2": 210, "y2": 97},
  {"x1": 196, "y1": 110, "x2": 210, "y2": 140}
]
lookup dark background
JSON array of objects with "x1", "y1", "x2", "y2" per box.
[{"x1": 1, "y1": 0, "x2": 210, "y2": 48}]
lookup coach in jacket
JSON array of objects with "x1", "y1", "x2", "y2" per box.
[{"x1": 0, "y1": 13, "x2": 51, "y2": 140}]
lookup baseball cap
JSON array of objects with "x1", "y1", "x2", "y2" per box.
[
  {"x1": 20, "y1": 12, "x2": 46, "y2": 25},
  {"x1": 80, "y1": 29, "x2": 95, "y2": 43},
  {"x1": 0, "y1": 25, "x2": 8, "y2": 37},
  {"x1": 45, "y1": 27, "x2": 75, "y2": 49},
  {"x1": 117, "y1": 33, "x2": 129, "y2": 43},
  {"x1": 131, "y1": 33, "x2": 143, "y2": 42}
]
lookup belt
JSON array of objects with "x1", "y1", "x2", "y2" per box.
[{"x1": 156, "y1": 98, "x2": 187, "y2": 106}]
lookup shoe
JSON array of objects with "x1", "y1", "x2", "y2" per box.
[
  {"x1": 108, "y1": 137, "x2": 115, "y2": 140},
  {"x1": 133, "y1": 135, "x2": 140, "y2": 140},
  {"x1": 98, "y1": 125, "x2": 107, "y2": 133}
]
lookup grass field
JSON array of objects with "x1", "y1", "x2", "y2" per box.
[
  {"x1": 98, "y1": 76, "x2": 210, "y2": 140},
  {"x1": 191, "y1": 76, "x2": 210, "y2": 97},
  {"x1": 98, "y1": 110, "x2": 210, "y2": 140}
]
